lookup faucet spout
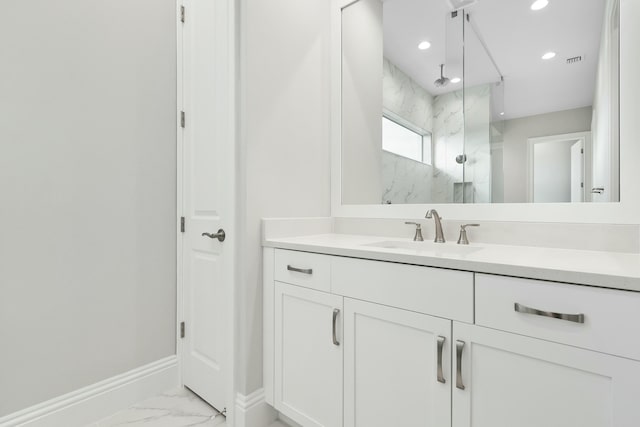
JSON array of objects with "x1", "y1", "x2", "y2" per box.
[{"x1": 425, "y1": 209, "x2": 445, "y2": 243}]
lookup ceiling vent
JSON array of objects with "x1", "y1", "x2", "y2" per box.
[
  {"x1": 448, "y1": 0, "x2": 478, "y2": 11},
  {"x1": 566, "y1": 55, "x2": 583, "y2": 64}
]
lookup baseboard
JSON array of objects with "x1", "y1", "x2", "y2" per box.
[
  {"x1": 234, "y1": 388, "x2": 277, "y2": 427},
  {"x1": 0, "y1": 356, "x2": 179, "y2": 427}
]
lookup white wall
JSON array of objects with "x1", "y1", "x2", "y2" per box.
[
  {"x1": 591, "y1": 0, "x2": 620, "y2": 202},
  {"x1": 238, "y1": 0, "x2": 332, "y2": 394},
  {"x1": 502, "y1": 107, "x2": 592, "y2": 203},
  {"x1": 341, "y1": 0, "x2": 383, "y2": 205},
  {"x1": 0, "y1": 0, "x2": 176, "y2": 416}
]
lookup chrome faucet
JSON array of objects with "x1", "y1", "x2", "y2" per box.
[{"x1": 425, "y1": 209, "x2": 445, "y2": 243}]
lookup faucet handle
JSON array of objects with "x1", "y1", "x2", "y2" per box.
[
  {"x1": 405, "y1": 222, "x2": 424, "y2": 242},
  {"x1": 458, "y1": 224, "x2": 479, "y2": 245},
  {"x1": 460, "y1": 224, "x2": 480, "y2": 230}
]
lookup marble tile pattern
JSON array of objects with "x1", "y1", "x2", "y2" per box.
[
  {"x1": 432, "y1": 84, "x2": 492, "y2": 203},
  {"x1": 381, "y1": 58, "x2": 434, "y2": 204},
  {"x1": 87, "y1": 388, "x2": 225, "y2": 427},
  {"x1": 463, "y1": 84, "x2": 492, "y2": 203},
  {"x1": 432, "y1": 90, "x2": 464, "y2": 203},
  {"x1": 381, "y1": 151, "x2": 433, "y2": 204},
  {"x1": 382, "y1": 58, "x2": 434, "y2": 132}
]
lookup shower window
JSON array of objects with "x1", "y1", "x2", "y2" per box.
[{"x1": 382, "y1": 115, "x2": 432, "y2": 165}]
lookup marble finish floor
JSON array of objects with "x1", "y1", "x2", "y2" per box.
[{"x1": 87, "y1": 388, "x2": 225, "y2": 427}]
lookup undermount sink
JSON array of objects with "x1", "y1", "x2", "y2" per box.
[{"x1": 363, "y1": 240, "x2": 483, "y2": 255}]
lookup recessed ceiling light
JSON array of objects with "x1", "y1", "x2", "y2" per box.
[
  {"x1": 531, "y1": 0, "x2": 549, "y2": 11},
  {"x1": 451, "y1": 77, "x2": 461, "y2": 84},
  {"x1": 500, "y1": 112, "x2": 505, "y2": 116},
  {"x1": 542, "y1": 51, "x2": 556, "y2": 60},
  {"x1": 418, "y1": 41, "x2": 431, "y2": 50}
]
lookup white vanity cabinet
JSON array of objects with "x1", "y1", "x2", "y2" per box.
[
  {"x1": 264, "y1": 248, "x2": 640, "y2": 427},
  {"x1": 343, "y1": 298, "x2": 451, "y2": 427},
  {"x1": 452, "y1": 323, "x2": 640, "y2": 427},
  {"x1": 274, "y1": 282, "x2": 343, "y2": 427}
]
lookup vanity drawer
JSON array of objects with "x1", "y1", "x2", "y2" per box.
[
  {"x1": 476, "y1": 273, "x2": 640, "y2": 360},
  {"x1": 331, "y1": 257, "x2": 473, "y2": 323},
  {"x1": 274, "y1": 249, "x2": 331, "y2": 292}
]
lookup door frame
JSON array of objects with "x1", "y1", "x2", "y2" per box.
[
  {"x1": 176, "y1": 0, "x2": 237, "y2": 424},
  {"x1": 526, "y1": 131, "x2": 592, "y2": 203}
]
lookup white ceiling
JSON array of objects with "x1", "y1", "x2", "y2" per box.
[{"x1": 382, "y1": 0, "x2": 607, "y2": 120}]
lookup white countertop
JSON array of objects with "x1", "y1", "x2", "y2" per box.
[{"x1": 263, "y1": 233, "x2": 640, "y2": 292}]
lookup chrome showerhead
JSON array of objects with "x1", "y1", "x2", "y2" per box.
[{"x1": 434, "y1": 64, "x2": 450, "y2": 88}]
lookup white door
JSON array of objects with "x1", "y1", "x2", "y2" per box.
[
  {"x1": 275, "y1": 282, "x2": 343, "y2": 427},
  {"x1": 344, "y1": 298, "x2": 451, "y2": 427},
  {"x1": 452, "y1": 323, "x2": 640, "y2": 427},
  {"x1": 180, "y1": 0, "x2": 233, "y2": 412},
  {"x1": 570, "y1": 140, "x2": 584, "y2": 202}
]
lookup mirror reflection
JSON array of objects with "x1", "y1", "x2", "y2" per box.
[{"x1": 341, "y1": 0, "x2": 620, "y2": 204}]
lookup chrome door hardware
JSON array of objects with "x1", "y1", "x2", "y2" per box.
[
  {"x1": 202, "y1": 229, "x2": 226, "y2": 242},
  {"x1": 514, "y1": 302, "x2": 585, "y2": 324},
  {"x1": 457, "y1": 224, "x2": 480, "y2": 245},
  {"x1": 332, "y1": 309, "x2": 340, "y2": 346},
  {"x1": 456, "y1": 340, "x2": 465, "y2": 390},
  {"x1": 437, "y1": 336, "x2": 446, "y2": 384},
  {"x1": 591, "y1": 187, "x2": 605, "y2": 194},
  {"x1": 287, "y1": 265, "x2": 313, "y2": 275},
  {"x1": 405, "y1": 222, "x2": 424, "y2": 241}
]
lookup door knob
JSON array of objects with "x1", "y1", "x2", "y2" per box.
[{"x1": 202, "y1": 229, "x2": 226, "y2": 242}]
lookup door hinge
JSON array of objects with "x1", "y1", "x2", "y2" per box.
[
  {"x1": 180, "y1": 111, "x2": 186, "y2": 128},
  {"x1": 180, "y1": 216, "x2": 185, "y2": 233},
  {"x1": 180, "y1": 5, "x2": 185, "y2": 23},
  {"x1": 581, "y1": 182, "x2": 584, "y2": 188},
  {"x1": 180, "y1": 321, "x2": 185, "y2": 338},
  {"x1": 581, "y1": 148, "x2": 584, "y2": 154}
]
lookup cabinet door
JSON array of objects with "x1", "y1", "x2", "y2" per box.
[
  {"x1": 274, "y1": 282, "x2": 343, "y2": 427},
  {"x1": 344, "y1": 298, "x2": 452, "y2": 427},
  {"x1": 453, "y1": 323, "x2": 640, "y2": 427}
]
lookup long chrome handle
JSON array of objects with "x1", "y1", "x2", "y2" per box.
[
  {"x1": 202, "y1": 229, "x2": 226, "y2": 242},
  {"x1": 437, "y1": 336, "x2": 446, "y2": 384},
  {"x1": 456, "y1": 340, "x2": 465, "y2": 390},
  {"x1": 287, "y1": 265, "x2": 313, "y2": 275},
  {"x1": 332, "y1": 309, "x2": 340, "y2": 346},
  {"x1": 514, "y1": 303, "x2": 585, "y2": 324}
]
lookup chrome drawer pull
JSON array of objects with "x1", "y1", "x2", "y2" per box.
[
  {"x1": 332, "y1": 309, "x2": 340, "y2": 346},
  {"x1": 456, "y1": 340, "x2": 465, "y2": 390},
  {"x1": 514, "y1": 303, "x2": 585, "y2": 324},
  {"x1": 287, "y1": 265, "x2": 313, "y2": 275},
  {"x1": 437, "y1": 336, "x2": 446, "y2": 384}
]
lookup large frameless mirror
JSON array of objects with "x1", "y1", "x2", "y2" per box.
[{"x1": 341, "y1": 0, "x2": 620, "y2": 204}]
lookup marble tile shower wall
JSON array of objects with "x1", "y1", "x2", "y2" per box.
[
  {"x1": 382, "y1": 151, "x2": 433, "y2": 204},
  {"x1": 432, "y1": 89, "x2": 465, "y2": 203},
  {"x1": 383, "y1": 58, "x2": 493, "y2": 204},
  {"x1": 463, "y1": 84, "x2": 492, "y2": 203},
  {"x1": 382, "y1": 58, "x2": 434, "y2": 131}
]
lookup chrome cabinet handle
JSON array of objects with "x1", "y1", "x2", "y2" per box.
[
  {"x1": 437, "y1": 336, "x2": 446, "y2": 384},
  {"x1": 591, "y1": 187, "x2": 605, "y2": 194},
  {"x1": 332, "y1": 309, "x2": 340, "y2": 346},
  {"x1": 202, "y1": 229, "x2": 226, "y2": 242},
  {"x1": 287, "y1": 265, "x2": 313, "y2": 275},
  {"x1": 514, "y1": 302, "x2": 585, "y2": 324},
  {"x1": 456, "y1": 340, "x2": 465, "y2": 390}
]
